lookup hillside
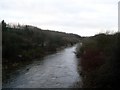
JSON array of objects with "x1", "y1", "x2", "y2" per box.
[{"x1": 2, "y1": 20, "x2": 81, "y2": 82}]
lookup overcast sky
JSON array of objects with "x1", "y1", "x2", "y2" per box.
[{"x1": 0, "y1": 0, "x2": 119, "y2": 36}]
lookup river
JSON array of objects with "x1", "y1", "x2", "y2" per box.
[{"x1": 3, "y1": 46, "x2": 82, "y2": 88}]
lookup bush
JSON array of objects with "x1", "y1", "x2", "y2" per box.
[{"x1": 76, "y1": 32, "x2": 120, "y2": 88}]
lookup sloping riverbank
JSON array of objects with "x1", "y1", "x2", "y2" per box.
[
  {"x1": 76, "y1": 33, "x2": 120, "y2": 88},
  {"x1": 2, "y1": 21, "x2": 81, "y2": 83}
]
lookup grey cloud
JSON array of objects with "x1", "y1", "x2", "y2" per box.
[{"x1": 0, "y1": 0, "x2": 119, "y2": 36}]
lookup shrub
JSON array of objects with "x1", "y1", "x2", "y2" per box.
[{"x1": 77, "y1": 33, "x2": 120, "y2": 88}]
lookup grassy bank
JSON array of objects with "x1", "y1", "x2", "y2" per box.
[
  {"x1": 2, "y1": 20, "x2": 81, "y2": 83},
  {"x1": 76, "y1": 32, "x2": 120, "y2": 88}
]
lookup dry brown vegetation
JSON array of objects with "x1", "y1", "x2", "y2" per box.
[{"x1": 76, "y1": 33, "x2": 120, "y2": 88}]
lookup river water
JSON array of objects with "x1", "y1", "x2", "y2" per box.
[{"x1": 3, "y1": 46, "x2": 82, "y2": 88}]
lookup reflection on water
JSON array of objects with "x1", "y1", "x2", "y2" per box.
[{"x1": 3, "y1": 46, "x2": 82, "y2": 88}]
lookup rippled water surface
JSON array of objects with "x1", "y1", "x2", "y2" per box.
[{"x1": 3, "y1": 46, "x2": 82, "y2": 88}]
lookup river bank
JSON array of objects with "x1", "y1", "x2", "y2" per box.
[
  {"x1": 76, "y1": 33, "x2": 120, "y2": 88},
  {"x1": 3, "y1": 46, "x2": 82, "y2": 88},
  {"x1": 2, "y1": 21, "x2": 81, "y2": 84}
]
